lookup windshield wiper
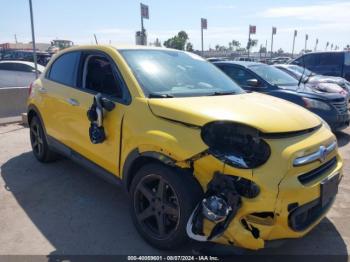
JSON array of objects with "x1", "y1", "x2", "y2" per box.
[
  {"x1": 303, "y1": 72, "x2": 313, "y2": 84},
  {"x1": 148, "y1": 93, "x2": 174, "y2": 98},
  {"x1": 208, "y1": 91, "x2": 236, "y2": 96}
]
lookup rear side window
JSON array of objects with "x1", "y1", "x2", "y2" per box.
[
  {"x1": 48, "y1": 52, "x2": 80, "y2": 86},
  {"x1": 12, "y1": 63, "x2": 33, "y2": 72},
  {"x1": 0, "y1": 63, "x2": 12, "y2": 70},
  {"x1": 318, "y1": 53, "x2": 343, "y2": 66}
]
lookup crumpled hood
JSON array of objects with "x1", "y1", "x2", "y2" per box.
[
  {"x1": 289, "y1": 83, "x2": 347, "y2": 99},
  {"x1": 148, "y1": 92, "x2": 321, "y2": 133},
  {"x1": 310, "y1": 75, "x2": 346, "y2": 85},
  {"x1": 309, "y1": 75, "x2": 350, "y2": 91},
  {"x1": 305, "y1": 82, "x2": 347, "y2": 96}
]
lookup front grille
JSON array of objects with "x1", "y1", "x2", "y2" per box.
[
  {"x1": 331, "y1": 99, "x2": 349, "y2": 114},
  {"x1": 288, "y1": 197, "x2": 334, "y2": 231},
  {"x1": 298, "y1": 157, "x2": 337, "y2": 184}
]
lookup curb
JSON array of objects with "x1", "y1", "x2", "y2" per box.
[{"x1": 0, "y1": 113, "x2": 27, "y2": 126}]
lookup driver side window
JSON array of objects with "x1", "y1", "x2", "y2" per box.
[{"x1": 83, "y1": 55, "x2": 123, "y2": 98}]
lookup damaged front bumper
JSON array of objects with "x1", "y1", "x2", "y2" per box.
[{"x1": 186, "y1": 137, "x2": 343, "y2": 250}]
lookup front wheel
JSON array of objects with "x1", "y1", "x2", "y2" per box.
[{"x1": 130, "y1": 163, "x2": 203, "y2": 249}]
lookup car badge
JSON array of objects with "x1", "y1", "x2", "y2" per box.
[{"x1": 319, "y1": 146, "x2": 328, "y2": 163}]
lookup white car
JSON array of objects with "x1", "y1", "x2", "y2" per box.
[{"x1": 0, "y1": 60, "x2": 45, "y2": 87}]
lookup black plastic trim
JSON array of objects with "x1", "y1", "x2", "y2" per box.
[
  {"x1": 288, "y1": 197, "x2": 335, "y2": 231},
  {"x1": 298, "y1": 157, "x2": 337, "y2": 185},
  {"x1": 260, "y1": 124, "x2": 322, "y2": 139},
  {"x1": 47, "y1": 135, "x2": 122, "y2": 186}
]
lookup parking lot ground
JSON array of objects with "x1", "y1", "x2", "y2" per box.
[{"x1": 0, "y1": 123, "x2": 349, "y2": 257}]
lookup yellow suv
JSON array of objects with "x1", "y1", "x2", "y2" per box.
[{"x1": 27, "y1": 45, "x2": 343, "y2": 250}]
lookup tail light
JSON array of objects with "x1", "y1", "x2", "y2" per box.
[{"x1": 28, "y1": 82, "x2": 34, "y2": 96}]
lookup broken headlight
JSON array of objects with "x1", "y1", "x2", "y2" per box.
[{"x1": 201, "y1": 121, "x2": 271, "y2": 169}]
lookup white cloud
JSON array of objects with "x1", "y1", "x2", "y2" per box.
[{"x1": 262, "y1": 1, "x2": 350, "y2": 24}]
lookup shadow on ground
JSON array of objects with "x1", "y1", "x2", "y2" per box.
[{"x1": 1, "y1": 152, "x2": 348, "y2": 259}]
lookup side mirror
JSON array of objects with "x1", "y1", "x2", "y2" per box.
[
  {"x1": 246, "y1": 79, "x2": 260, "y2": 87},
  {"x1": 101, "y1": 97, "x2": 115, "y2": 112}
]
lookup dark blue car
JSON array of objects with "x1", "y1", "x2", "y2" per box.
[
  {"x1": 214, "y1": 61, "x2": 350, "y2": 131},
  {"x1": 290, "y1": 51, "x2": 350, "y2": 82}
]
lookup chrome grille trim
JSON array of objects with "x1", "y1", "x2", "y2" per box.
[
  {"x1": 331, "y1": 100, "x2": 348, "y2": 114},
  {"x1": 293, "y1": 141, "x2": 337, "y2": 166}
]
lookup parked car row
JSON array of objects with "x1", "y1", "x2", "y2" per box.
[
  {"x1": 214, "y1": 60, "x2": 349, "y2": 131},
  {"x1": 27, "y1": 45, "x2": 345, "y2": 252},
  {"x1": 0, "y1": 50, "x2": 52, "y2": 66}
]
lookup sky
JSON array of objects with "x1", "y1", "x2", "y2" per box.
[{"x1": 1, "y1": 0, "x2": 350, "y2": 53}]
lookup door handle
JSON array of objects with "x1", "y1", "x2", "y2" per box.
[
  {"x1": 67, "y1": 98, "x2": 80, "y2": 106},
  {"x1": 38, "y1": 87, "x2": 47, "y2": 94}
]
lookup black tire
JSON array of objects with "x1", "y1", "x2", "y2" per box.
[
  {"x1": 130, "y1": 162, "x2": 203, "y2": 250},
  {"x1": 29, "y1": 116, "x2": 58, "y2": 163}
]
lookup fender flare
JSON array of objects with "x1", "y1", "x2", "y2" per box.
[
  {"x1": 27, "y1": 104, "x2": 48, "y2": 136},
  {"x1": 122, "y1": 148, "x2": 177, "y2": 190}
]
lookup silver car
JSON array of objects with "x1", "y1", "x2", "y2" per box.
[
  {"x1": 275, "y1": 64, "x2": 350, "y2": 99},
  {"x1": 0, "y1": 60, "x2": 45, "y2": 87}
]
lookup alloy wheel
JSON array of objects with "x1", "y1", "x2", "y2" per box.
[{"x1": 133, "y1": 174, "x2": 180, "y2": 240}]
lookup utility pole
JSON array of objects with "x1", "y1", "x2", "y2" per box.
[
  {"x1": 265, "y1": 39, "x2": 267, "y2": 58},
  {"x1": 201, "y1": 18, "x2": 207, "y2": 56},
  {"x1": 28, "y1": 0, "x2": 38, "y2": 79},
  {"x1": 314, "y1": 38, "x2": 318, "y2": 52},
  {"x1": 271, "y1": 27, "x2": 276, "y2": 58},
  {"x1": 292, "y1": 30, "x2": 297, "y2": 58},
  {"x1": 94, "y1": 34, "x2": 98, "y2": 44},
  {"x1": 305, "y1": 34, "x2": 308, "y2": 52}
]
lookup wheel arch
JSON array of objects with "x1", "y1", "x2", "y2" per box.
[
  {"x1": 122, "y1": 148, "x2": 184, "y2": 191},
  {"x1": 27, "y1": 104, "x2": 48, "y2": 136}
]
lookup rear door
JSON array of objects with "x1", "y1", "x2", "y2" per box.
[{"x1": 40, "y1": 51, "x2": 81, "y2": 144}]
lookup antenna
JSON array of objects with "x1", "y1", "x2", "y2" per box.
[{"x1": 93, "y1": 34, "x2": 98, "y2": 45}]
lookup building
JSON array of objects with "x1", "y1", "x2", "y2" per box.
[{"x1": 0, "y1": 42, "x2": 51, "y2": 52}]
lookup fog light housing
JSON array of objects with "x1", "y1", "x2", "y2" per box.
[
  {"x1": 201, "y1": 195, "x2": 231, "y2": 223},
  {"x1": 234, "y1": 177, "x2": 260, "y2": 198}
]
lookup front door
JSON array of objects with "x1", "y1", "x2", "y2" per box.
[{"x1": 64, "y1": 52, "x2": 130, "y2": 175}]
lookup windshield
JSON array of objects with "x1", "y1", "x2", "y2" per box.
[
  {"x1": 249, "y1": 64, "x2": 299, "y2": 86},
  {"x1": 286, "y1": 65, "x2": 314, "y2": 77},
  {"x1": 119, "y1": 49, "x2": 244, "y2": 97}
]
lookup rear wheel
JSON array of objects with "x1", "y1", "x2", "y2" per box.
[
  {"x1": 30, "y1": 116, "x2": 57, "y2": 162},
  {"x1": 130, "y1": 163, "x2": 203, "y2": 249}
]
